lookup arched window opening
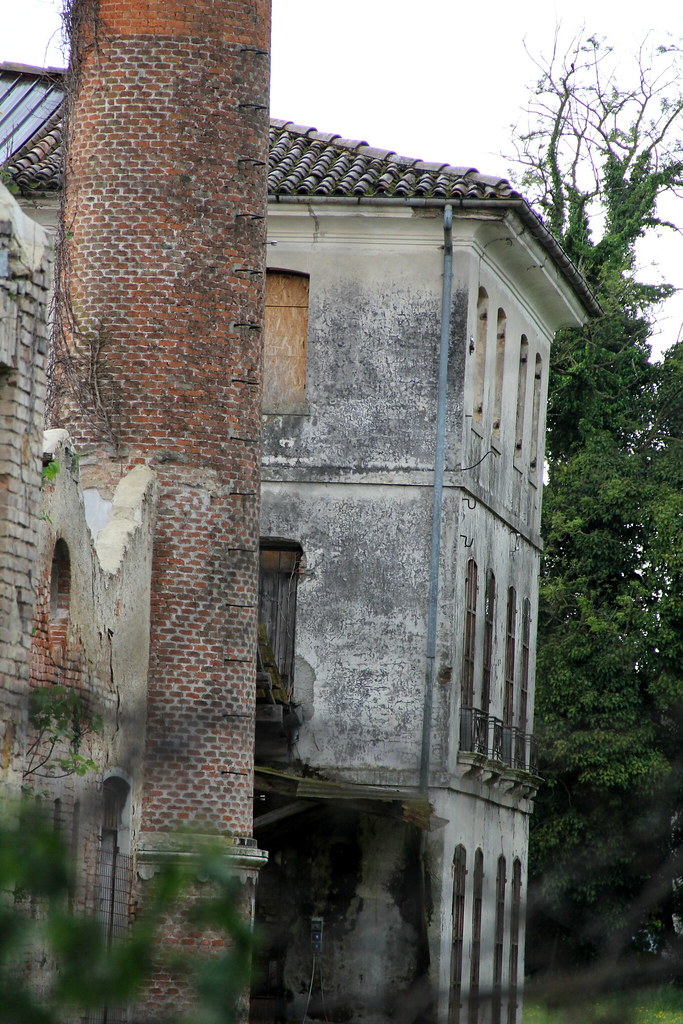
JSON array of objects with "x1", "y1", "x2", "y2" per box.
[
  {"x1": 519, "y1": 599, "x2": 531, "y2": 734},
  {"x1": 481, "y1": 570, "x2": 495, "y2": 711},
  {"x1": 507, "y1": 860, "x2": 523, "y2": 1024},
  {"x1": 96, "y1": 777, "x2": 132, "y2": 949},
  {"x1": 530, "y1": 354, "x2": 543, "y2": 471},
  {"x1": 503, "y1": 587, "x2": 516, "y2": 767},
  {"x1": 49, "y1": 539, "x2": 71, "y2": 652},
  {"x1": 514, "y1": 336, "x2": 529, "y2": 460},
  {"x1": 468, "y1": 849, "x2": 484, "y2": 1024},
  {"x1": 449, "y1": 845, "x2": 467, "y2": 1024},
  {"x1": 472, "y1": 288, "x2": 488, "y2": 423},
  {"x1": 492, "y1": 855, "x2": 507, "y2": 1024},
  {"x1": 492, "y1": 310, "x2": 506, "y2": 436},
  {"x1": 263, "y1": 270, "x2": 310, "y2": 413},
  {"x1": 462, "y1": 559, "x2": 478, "y2": 708}
]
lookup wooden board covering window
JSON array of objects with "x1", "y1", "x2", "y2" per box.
[{"x1": 264, "y1": 271, "x2": 309, "y2": 412}]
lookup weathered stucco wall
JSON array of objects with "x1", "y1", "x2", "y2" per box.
[{"x1": 257, "y1": 201, "x2": 583, "y2": 1023}]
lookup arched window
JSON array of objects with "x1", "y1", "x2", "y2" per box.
[
  {"x1": 472, "y1": 288, "x2": 488, "y2": 423},
  {"x1": 492, "y1": 309, "x2": 506, "y2": 437},
  {"x1": 504, "y1": 587, "x2": 516, "y2": 730},
  {"x1": 492, "y1": 855, "x2": 507, "y2": 1024},
  {"x1": 468, "y1": 848, "x2": 484, "y2": 1024},
  {"x1": 96, "y1": 777, "x2": 132, "y2": 946},
  {"x1": 507, "y1": 859, "x2": 523, "y2": 1024},
  {"x1": 514, "y1": 336, "x2": 529, "y2": 460},
  {"x1": 49, "y1": 539, "x2": 71, "y2": 655},
  {"x1": 530, "y1": 354, "x2": 543, "y2": 471},
  {"x1": 449, "y1": 845, "x2": 467, "y2": 1024},
  {"x1": 462, "y1": 560, "x2": 478, "y2": 708},
  {"x1": 481, "y1": 570, "x2": 495, "y2": 711},
  {"x1": 263, "y1": 270, "x2": 310, "y2": 413},
  {"x1": 519, "y1": 598, "x2": 531, "y2": 734}
]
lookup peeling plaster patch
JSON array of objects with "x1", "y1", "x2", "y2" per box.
[
  {"x1": 95, "y1": 465, "x2": 156, "y2": 574},
  {"x1": 293, "y1": 655, "x2": 315, "y2": 720},
  {"x1": 83, "y1": 488, "x2": 113, "y2": 542}
]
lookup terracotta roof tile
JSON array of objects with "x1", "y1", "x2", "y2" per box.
[{"x1": 0, "y1": 65, "x2": 601, "y2": 316}]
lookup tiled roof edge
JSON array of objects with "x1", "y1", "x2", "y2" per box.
[{"x1": 270, "y1": 119, "x2": 498, "y2": 182}]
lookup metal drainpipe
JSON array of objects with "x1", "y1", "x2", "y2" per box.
[{"x1": 419, "y1": 203, "x2": 453, "y2": 795}]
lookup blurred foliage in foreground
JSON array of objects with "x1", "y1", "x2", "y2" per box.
[{"x1": 0, "y1": 804, "x2": 253, "y2": 1024}]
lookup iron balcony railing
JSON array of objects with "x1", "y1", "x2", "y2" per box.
[{"x1": 460, "y1": 707, "x2": 538, "y2": 775}]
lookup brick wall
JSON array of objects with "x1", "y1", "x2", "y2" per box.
[
  {"x1": 0, "y1": 184, "x2": 50, "y2": 798},
  {"x1": 59, "y1": 0, "x2": 270, "y2": 846}
]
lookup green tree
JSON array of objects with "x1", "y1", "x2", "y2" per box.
[{"x1": 510, "y1": 32, "x2": 683, "y2": 986}]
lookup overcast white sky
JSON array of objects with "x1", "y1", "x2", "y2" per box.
[{"x1": 4, "y1": 0, "x2": 682, "y2": 355}]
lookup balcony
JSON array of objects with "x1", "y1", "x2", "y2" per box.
[{"x1": 459, "y1": 707, "x2": 538, "y2": 775}]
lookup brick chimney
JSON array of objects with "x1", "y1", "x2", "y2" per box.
[{"x1": 59, "y1": 0, "x2": 270, "y2": 1009}]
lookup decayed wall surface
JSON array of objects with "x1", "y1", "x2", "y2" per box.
[
  {"x1": 27, "y1": 431, "x2": 156, "y2": 919},
  {"x1": 256, "y1": 202, "x2": 584, "y2": 1023},
  {"x1": 0, "y1": 182, "x2": 50, "y2": 799}
]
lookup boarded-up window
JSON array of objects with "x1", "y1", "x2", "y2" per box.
[
  {"x1": 258, "y1": 541, "x2": 301, "y2": 702},
  {"x1": 263, "y1": 270, "x2": 309, "y2": 412}
]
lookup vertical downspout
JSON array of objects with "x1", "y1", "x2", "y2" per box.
[{"x1": 419, "y1": 203, "x2": 453, "y2": 795}]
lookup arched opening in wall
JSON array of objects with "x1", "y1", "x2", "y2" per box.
[
  {"x1": 503, "y1": 587, "x2": 516, "y2": 764},
  {"x1": 462, "y1": 558, "x2": 478, "y2": 709},
  {"x1": 518, "y1": 598, "x2": 531, "y2": 741},
  {"x1": 492, "y1": 855, "x2": 507, "y2": 1024},
  {"x1": 530, "y1": 354, "x2": 543, "y2": 472},
  {"x1": 492, "y1": 310, "x2": 506, "y2": 438},
  {"x1": 449, "y1": 844, "x2": 467, "y2": 1024},
  {"x1": 514, "y1": 335, "x2": 529, "y2": 461},
  {"x1": 263, "y1": 270, "x2": 310, "y2": 413},
  {"x1": 95, "y1": 776, "x2": 132, "y2": 951},
  {"x1": 481, "y1": 570, "x2": 495, "y2": 712},
  {"x1": 49, "y1": 539, "x2": 71, "y2": 655},
  {"x1": 468, "y1": 848, "x2": 484, "y2": 1024},
  {"x1": 472, "y1": 288, "x2": 488, "y2": 424},
  {"x1": 507, "y1": 859, "x2": 523, "y2": 1024}
]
